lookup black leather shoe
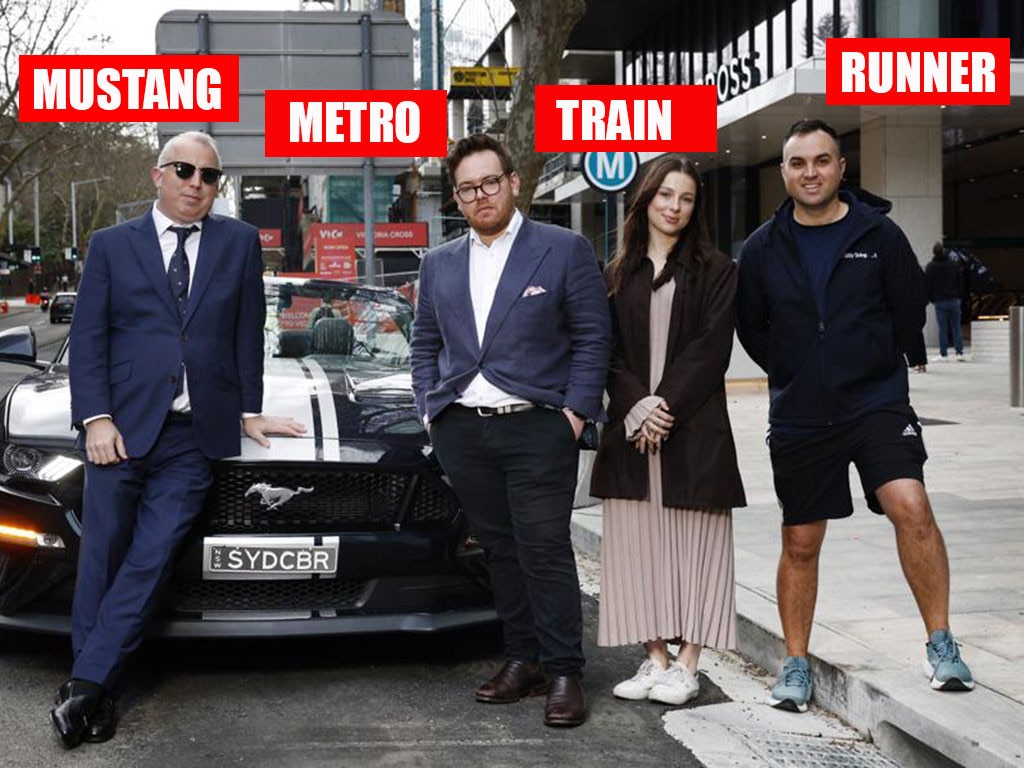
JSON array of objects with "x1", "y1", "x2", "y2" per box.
[
  {"x1": 50, "y1": 679, "x2": 104, "y2": 749},
  {"x1": 544, "y1": 675, "x2": 588, "y2": 727},
  {"x1": 84, "y1": 694, "x2": 117, "y2": 743},
  {"x1": 475, "y1": 660, "x2": 549, "y2": 703}
]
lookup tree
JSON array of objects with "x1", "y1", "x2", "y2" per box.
[
  {"x1": 505, "y1": 0, "x2": 586, "y2": 214},
  {"x1": 806, "y1": 11, "x2": 852, "y2": 57},
  {"x1": 1, "y1": 0, "x2": 82, "y2": 238},
  {"x1": 1, "y1": 0, "x2": 159, "y2": 257}
]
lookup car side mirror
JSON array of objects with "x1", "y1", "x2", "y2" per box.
[{"x1": 0, "y1": 326, "x2": 44, "y2": 369}]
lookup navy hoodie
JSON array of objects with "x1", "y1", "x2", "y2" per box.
[{"x1": 736, "y1": 188, "x2": 927, "y2": 428}]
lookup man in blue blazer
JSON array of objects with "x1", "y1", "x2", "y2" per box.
[
  {"x1": 52, "y1": 131, "x2": 304, "y2": 748},
  {"x1": 411, "y1": 134, "x2": 611, "y2": 727}
]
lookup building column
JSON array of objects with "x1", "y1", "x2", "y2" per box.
[
  {"x1": 859, "y1": 108, "x2": 944, "y2": 347},
  {"x1": 450, "y1": 99, "x2": 465, "y2": 140}
]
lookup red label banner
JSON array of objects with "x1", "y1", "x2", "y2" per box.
[
  {"x1": 534, "y1": 85, "x2": 718, "y2": 152},
  {"x1": 258, "y1": 229, "x2": 282, "y2": 248},
  {"x1": 265, "y1": 90, "x2": 448, "y2": 157},
  {"x1": 306, "y1": 223, "x2": 428, "y2": 279},
  {"x1": 317, "y1": 243, "x2": 358, "y2": 281},
  {"x1": 18, "y1": 55, "x2": 240, "y2": 122},
  {"x1": 826, "y1": 38, "x2": 1010, "y2": 105},
  {"x1": 310, "y1": 223, "x2": 428, "y2": 246}
]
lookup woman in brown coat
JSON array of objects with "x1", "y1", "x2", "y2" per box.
[{"x1": 591, "y1": 155, "x2": 746, "y2": 705}]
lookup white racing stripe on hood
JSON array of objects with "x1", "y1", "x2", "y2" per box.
[
  {"x1": 6, "y1": 380, "x2": 76, "y2": 442},
  {"x1": 302, "y1": 357, "x2": 341, "y2": 461},
  {"x1": 236, "y1": 358, "x2": 317, "y2": 462}
]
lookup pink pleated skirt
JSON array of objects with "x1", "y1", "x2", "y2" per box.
[{"x1": 597, "y1": 452, "x2": 737, "y2": 649}]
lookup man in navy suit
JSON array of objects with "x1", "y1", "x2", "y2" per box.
[
  {"x1": 51, "y1": 131, "x2": 305, "y2": 748},
  {"x1": 411, "y1": 134, "x2": 610, "y2": 727}
]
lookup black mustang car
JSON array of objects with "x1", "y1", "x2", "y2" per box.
[{"x1": 0, "y1": 277, "x2": 494, "y2": 638}]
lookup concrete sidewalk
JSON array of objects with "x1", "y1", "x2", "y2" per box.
[{"x1": 572, "y1": 352, "x2": 1024, "y2": 767}]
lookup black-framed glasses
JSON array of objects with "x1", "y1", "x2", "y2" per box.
[
  {"x1": 454, "y1": 174, "x2": 505, "y2": 203},
  {"x1": 160, "y1": 161, "x2": 223, "y2": 185}
]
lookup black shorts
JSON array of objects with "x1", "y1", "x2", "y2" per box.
[{"x1": 768, "y1": 406, "x2": 928, "y2": 526}]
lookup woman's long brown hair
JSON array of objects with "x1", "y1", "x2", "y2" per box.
[{"x1": 607, "y1": 155, "x2": 712, "y2": 296}]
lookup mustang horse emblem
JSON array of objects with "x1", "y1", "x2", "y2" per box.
[{"x1": 245, "y1": 483, "x2": 314, "y2": 510}]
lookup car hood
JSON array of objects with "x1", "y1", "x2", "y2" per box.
[{"x1": 3, "y1": 358, "x2": 429, "y2": 462}]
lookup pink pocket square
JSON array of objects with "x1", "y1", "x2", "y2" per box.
[{"x1": 522, "y1": 285, "x2": 547, "y2": 298}]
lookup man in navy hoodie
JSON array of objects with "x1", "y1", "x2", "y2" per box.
[{"x1": 736, "y1": 119, "x2": 973, "y2": 713}]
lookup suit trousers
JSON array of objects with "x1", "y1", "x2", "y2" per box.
[
  {"x1": 71, "y1": 414, "x2": 213, "y2": 691},
  {"x1": 430, "y1": 405, "x2": 584, "y2": 676}
]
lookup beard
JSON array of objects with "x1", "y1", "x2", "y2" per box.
[{"x1": 467, "y1": 202, "x2": 515, "y2": 237}]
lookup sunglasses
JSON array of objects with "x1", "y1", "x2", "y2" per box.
[{"x1": 159, "y1": 161, "x2": 224, "y2": 185}]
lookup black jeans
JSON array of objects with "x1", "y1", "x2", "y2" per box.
[{"x1": 431, "y1": 405, "x2": 583, "y2": 676}]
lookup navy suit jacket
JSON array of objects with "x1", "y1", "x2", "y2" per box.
[
  {"x1": 69, "y1": 212, "x2": 266, "y2": 460},
  {"x1": 410, "y1": 217, "x2": 611, "y2": 423}
]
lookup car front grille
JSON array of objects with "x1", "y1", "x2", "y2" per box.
[
  {"x1": 171, "y1": 578, "x2": 369, "y2": 612},
  {"x1": 201, "y1": 466, "x2": 459, "y2": 534}
]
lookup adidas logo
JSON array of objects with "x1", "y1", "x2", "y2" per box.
[{"x1": 902, "y1": 424, "x2": 917, "y2": 438}]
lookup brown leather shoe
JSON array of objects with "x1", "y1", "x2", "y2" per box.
[
  {"x1": 544, "y1": 675, "x2": 588, "y2": 727},
  {"x1": 475, "y1": 660, "x2": 549, "y2": 703}
]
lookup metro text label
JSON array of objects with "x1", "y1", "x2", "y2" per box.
[{"x1": 265, "y1": 90, "x2": 448, "y2": 157}]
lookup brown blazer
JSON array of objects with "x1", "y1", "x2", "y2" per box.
[{"x1": 589, "y1": 251, "x2": 746, "y2": 509}]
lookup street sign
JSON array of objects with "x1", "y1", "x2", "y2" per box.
[
  {"x1": 581, "y1": 152, "x2": 640, "y2": 193},
  {"x1": 448, "y1": 66, "x2": 520, "y2": 99},
  {"x1": 156, "y1": 11, "x2": 415, "y2": 175}
]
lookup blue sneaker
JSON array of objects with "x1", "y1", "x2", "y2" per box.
[
  {"x1": 770, "y1": 656, "x2": 812, "y2": 712},
  {"x1": 925, "y1": 629, "x2": 975, "y2": 691}
]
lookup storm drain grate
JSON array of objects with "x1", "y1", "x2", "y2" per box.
[{"x1": 742, "y1": 733, "x2": 903, "y2": 767}]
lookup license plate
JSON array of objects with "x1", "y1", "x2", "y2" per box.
[{"x1": 202, "y1": 536, "x2": 339, "y2": 580}]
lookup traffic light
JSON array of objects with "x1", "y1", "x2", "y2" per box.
[{"x1": 30, "y1": 246, "x2": 41, "y2": 263}]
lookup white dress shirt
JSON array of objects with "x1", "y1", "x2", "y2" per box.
[
  {"x1": 152, "y1": 204, "x2": 203, "y2": 413},
  {"x1": 455, "y1": 208, "x2": 532, "y2": 409}
]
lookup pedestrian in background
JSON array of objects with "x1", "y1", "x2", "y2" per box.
[
  {"x1": 925, "y1": 242, "x2": 965, "y2": 361},
  {"x1": 590, "y1": 155, "x2": 745, "y2": 706}
]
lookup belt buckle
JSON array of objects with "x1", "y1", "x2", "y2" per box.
[{"x1": 475, "y1": 406, "x2": 494, "y2": 418}]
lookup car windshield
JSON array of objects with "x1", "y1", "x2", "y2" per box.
[
  {"x1": 265, "y1": 278, "x2": 414, "y2": 369},
  {"x1": 54, "y1": 296, "x2": 75, "y2": 307},
  {"x1": 54, "y1": 278, "x2": 415, "y2": 369}
]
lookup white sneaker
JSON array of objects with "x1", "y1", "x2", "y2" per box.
[
  {"x1": 956, "y1": 352, "x2": 966, "y2": 362},
  {"x1": 612, "y1": 659, "x2": 671, "y2": 700},
  {"x1": 930, "y1": 355, "x2": 950, "y2": 363},
  {"x1": 648, "y1": 662, "x2": 700, "y2": 706}
]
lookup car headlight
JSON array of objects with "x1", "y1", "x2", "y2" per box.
[{"x1": 2, "y1": 444, "x2": 83, "y2": 482}]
